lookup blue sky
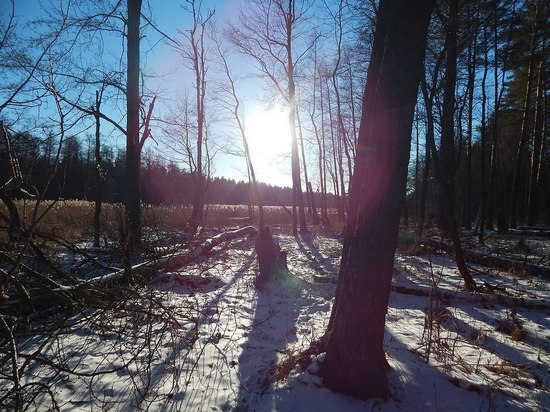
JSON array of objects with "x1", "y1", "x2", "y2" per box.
[
  {"x1": 143, "y1": 1, "x2": 295, "y2": 187},
  {"x1": 6, "y1": 0, "x2": 298, "y2": 188}
]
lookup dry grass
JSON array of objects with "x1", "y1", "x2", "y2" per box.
[
  {"x1": 485, "y1": 360, "x2": 543, "y2": 389},
  {"x1": 0, "y1": 199, "x2": 122, "y2": 243},
  {"x1": 495, "y1": 311, "x2": 527, "y2": 342},
  {"x1": 0, "y1": 200, "x2": 342, "y2": 244}
]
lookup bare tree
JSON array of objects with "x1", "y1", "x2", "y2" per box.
[
  {"x1": 326, "y1": 0, "x2": 353, "y2": 217},
  {"x1": 476, "y1": 25, "x2": 490, "y2": 240},
  {"x1": 435, "y1": 0, "x2": 476, "y2": 290},
  {"x1": 125, "y1": 0, "x2": 142, "y2": 252},
  {"x1": 213, "y1": 35, "x2": 265, "y2": 228},
  {"x1": 296, "y1": 108, "x2": 320, "y2": 224},
  {"x1": 0, "y1": 0, "x2": 69, "y2": 245},
  {"x1": 510, "y1": 0, "x2": 542, "y2": 228},
  {"x1": 173, "y1": 0, "x2": 215, "y2": 226},
  {"x1": 527, "y1": 57, "x2": 545, "y2": 224},
  {"x1": 462, "y1": 2, "x2": 479, "y2": 230},
  {"x1": 93, "y1": 89, "x2": 104, "y2": 247},
  {"x1": 324, "y1": 71, "x2": 345, "y2": 221},
  {"x1": 227, "y1": 0, "x2": 315, "y2": 235},
  {"x1": 304, "y1": 47, "x2": 329, "y2": 222},
  {"x1": 0, "y1": 2, "x2": 62, "y2": 116}
]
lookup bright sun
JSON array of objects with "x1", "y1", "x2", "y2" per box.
[{"x1": 245, "y1": 105, "x2": 292, "y2": 159}]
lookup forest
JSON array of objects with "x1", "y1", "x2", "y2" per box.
[
  {"x1": 0, "y1": 134, "x2": 338, "y2": 208},
  {"x1": 0, "y1": 0, "x2": 548, "y2": 410}
]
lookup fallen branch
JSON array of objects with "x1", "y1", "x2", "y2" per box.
[
  {"x1": 165, "y1": 225, "x2": 257, "y2": 271},
  {"x1": 390, "y1": 283, "x2": 550, "y2": 310},
  {"x1": 402, "y1": 236, "x2": 549, "y2": 279},
  {"x1": 1, "y1": 226, "x2": 258, "y2": 316},
  {"x1": 89, "y1": 225, "x2": 257, "y2": 283}
]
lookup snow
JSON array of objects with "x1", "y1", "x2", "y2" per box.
[{"x1": 9, "y1": 232, "x2": 550, "y2": 411}]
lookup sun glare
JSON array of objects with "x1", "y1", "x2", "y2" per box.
[{"x1": 245, "y1": 105, "x2": 292, "y2": 160}]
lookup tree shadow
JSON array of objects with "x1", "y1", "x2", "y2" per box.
[
  {"x1": 124, "y1": 249, "x2": 258, "y2": 410},
  {"x1": 294, "y1": 234, "x2": 340, "y2": 283},
  {"x1": 234, "y1": 269, "x2": 303, "y2": 411},
  {"x1": 382, "y1": 329, "x2": 505, "y2": 411},
  {"x1": 387, "y1": 280, "x2": 549, "y2": 408},
  {"x1": 387, "y1": 325, "x2": 548, "y2": 411},
  {"x1": 252, "y1": 323, "x2": 547, "y2": 411},
  {"x1": 250, "y1": 327, "x2": 491, "y2": 411},
  {"x1": 448, "y1": 304, "x2": 550, "y2": 369},
  {"x1": 388, "y1": 276, "x2": 547, "y2": 364}
]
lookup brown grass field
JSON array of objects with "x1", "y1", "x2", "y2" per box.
[{"x1": 0, "y1": 200, "x2": 343, "y2": 244}]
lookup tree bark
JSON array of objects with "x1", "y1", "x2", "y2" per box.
[
  {"x1": 527, "y1": 59, "x2": 544, "y2": 225},
  {"x1": 125, "y1": 0, "x2": 142, "y2": 249},
  {"x1": 510, "y1": 0, "x2": 540, "y2": 229},
  {"x1": 477, "y1": 26, "x2": 490, "y2": 241},
  {"x1": 428, "y1": 0, "x2": 476, "y2": 290},
  {"x1": 255, "y1": 226, "x2": 287, "y2": 287},
  {"x1": 93, "y1": 90, "x2": 102, "y2": 248},
  {"x1": 321, "y1": 0, "x2": 434, "y2": 399},
  {"x1": 311, "y1": 62, "x2": 328, "y2": 222},
  {"x1": 331, "y1": 0, "x2": 352, "y2": 218},
  {"x1": 189, "y1": 6, "x2": 212, "y2": 226},
  {"x1": 297, "y1": 109, "x2": 318, "y2": 224},
  {"x1": 286, "y1": 1, "x2": 308, "y2": 235},
  {"x1": 463, "y1": 3, "x2": 477, "y2": 230},
  {"x1": 0, "y1": 122, "x2": 23, "y2": 240}
]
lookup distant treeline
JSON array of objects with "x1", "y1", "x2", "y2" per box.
[{"x1": 0, "y1": 131, "x2": 337, "y2": 208}]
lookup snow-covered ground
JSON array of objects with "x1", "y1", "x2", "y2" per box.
[{"x1": 11, "y1": 232, "x2": 550, "y2": 411}]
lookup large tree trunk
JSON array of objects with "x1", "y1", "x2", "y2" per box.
[
  {"x1": 321, "y1": 0, "x2": 434, "y2": 399},
  {"x1": 125, "y1": 0, "x2": 142, "y2": 249}
]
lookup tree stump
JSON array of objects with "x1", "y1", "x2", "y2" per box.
[{"x1": 255, "y1": 226, "x2": 287, "y2": 287}]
